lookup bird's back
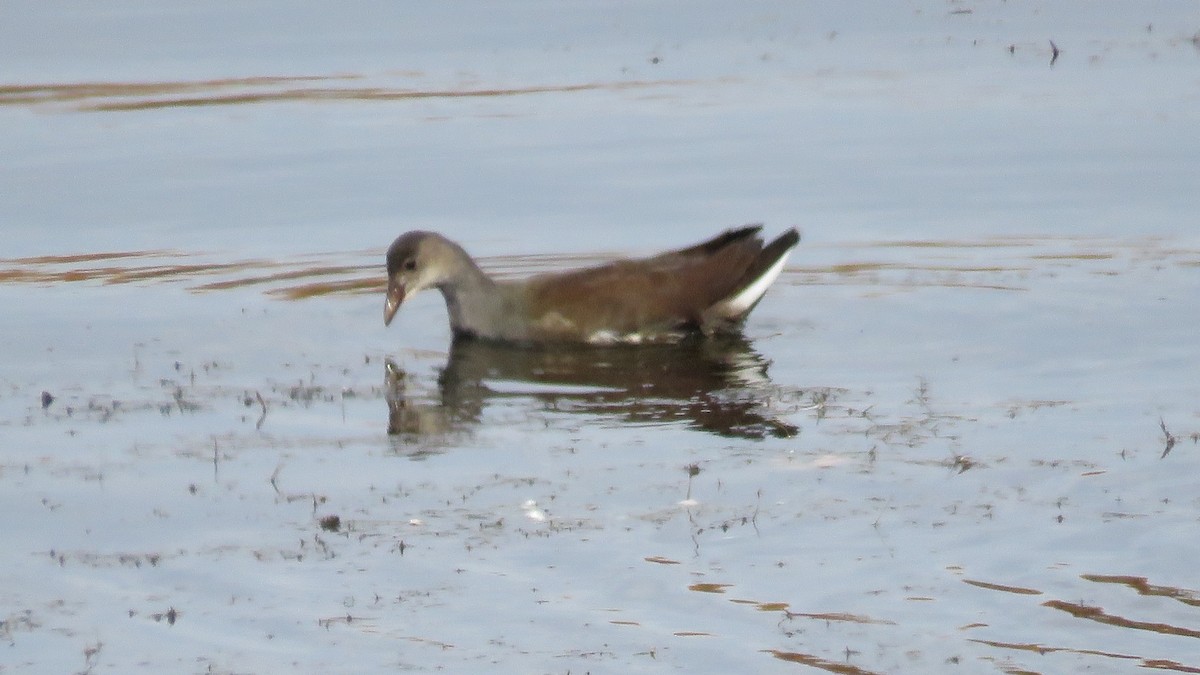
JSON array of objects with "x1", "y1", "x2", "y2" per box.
[{"x1": 520, "y1": 226, "x2": 797, "y2": 343}]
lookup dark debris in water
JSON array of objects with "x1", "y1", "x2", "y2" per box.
[
  {"x1": 1159, "y1": 417, "x2": 1177, "y2": 458},
  {"x1": 149, "y1": 607, "x2": 178, "y2": 626},
  {"x1": 47, "y1": 549, "x2": 165, "y2": 568}
]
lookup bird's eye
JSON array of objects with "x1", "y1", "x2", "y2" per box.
[{"x1": 403, "y1": 259, "x2": 417, "y2": 271}]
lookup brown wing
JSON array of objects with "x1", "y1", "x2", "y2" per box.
[{"x1": 523, "y1": 227, "x2": 765, "y2": 337}]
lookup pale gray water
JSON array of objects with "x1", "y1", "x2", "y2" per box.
[{"x1": 2, "y1": 2, "x2": 1200, "y2": 673}]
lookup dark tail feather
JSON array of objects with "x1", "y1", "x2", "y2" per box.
[
  {"x1": 671, "y1": 224, "x2": 765, "y2": 258},
  {"x1": 741, "y1": 228, "x2": 800, "y2": 290},
  {"x1": 696, "y1": 227, "x2": 800, "y2": 331}
]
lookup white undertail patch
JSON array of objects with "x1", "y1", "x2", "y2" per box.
[{"x1": 714, "y1": 250, "x2": 793, "y2": 319}]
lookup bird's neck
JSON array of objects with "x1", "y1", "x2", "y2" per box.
[{"x1": 438, "y1": 260, "x2": 515, "y2": 339}]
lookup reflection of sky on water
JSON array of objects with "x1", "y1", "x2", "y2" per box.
[
  {"x1": 2, "y1": 2, "x2": 1198, "y2": 259},
  {"x1": 2, "y1": 2, "x2": 1200, "y2": 673}
]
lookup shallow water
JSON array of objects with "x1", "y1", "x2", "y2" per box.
[{"x1": 3, "y1": 2, "x2": 1200, "y2": 673}]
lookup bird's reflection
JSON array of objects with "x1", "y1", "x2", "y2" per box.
[{"x1": 385, "y1": 336, "x2": 798, "y2": 442}]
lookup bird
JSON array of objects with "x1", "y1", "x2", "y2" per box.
[{"x1": 384, "y1": 224, "x2": 799, "y2": 345}]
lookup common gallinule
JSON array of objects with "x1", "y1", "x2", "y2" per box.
[{"x1": 384, "y1": 225, "x2": 799, "y2": 345}]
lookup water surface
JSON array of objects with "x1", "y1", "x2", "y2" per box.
[{"x1": 3, "y1": 2, "x2": 1199, "y2": 673}]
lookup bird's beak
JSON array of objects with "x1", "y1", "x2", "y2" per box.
[{"x1": 384, "y1": 279, "x2": 405, "y2": 326}]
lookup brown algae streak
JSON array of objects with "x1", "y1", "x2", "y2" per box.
[
  {"x1": 766, "y1": 650, "x2": 883, "y2": 675},
  {"x1": 1042, "y1": 599, "x2": 1200, "y2": 639},
  {"x1": 962, "y1": 579, "x2": 1043, "y2": 595},
  {"x1": 1081, "y1": 574, "x2": 1200, "y2": 608},
  {"x1": 0, "y1": 249, "x2": 380, "y2": 299},
  {"x1": 969, "y1": 639, "x2": 1200, "y2": 672},
  {"x1": 0, "y1": 75, "x2": 358, "y2": 106},
  {"x1": 8, "y1": 235, "x2": 1200, "y2": 302},
  {"x1": 688, "y1": 583, "x2": 733, "y2": 594},
  {"x1": 1, "y1": 75, "x2": 696, "y2": 113}
]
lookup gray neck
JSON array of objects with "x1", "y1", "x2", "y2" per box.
[{"x1": 436, "y1": 255, "x2": 523, "y2": 340}]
